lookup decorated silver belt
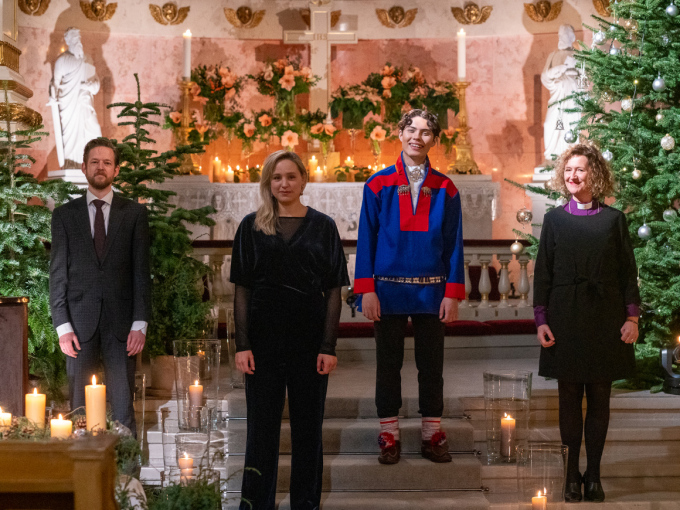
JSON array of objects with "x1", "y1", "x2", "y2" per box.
[{"x1": 375, "y1": 276, "x2": 446, "y2": 284}]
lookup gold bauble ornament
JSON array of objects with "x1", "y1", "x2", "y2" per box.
[{"x1": 510, "y1": 241, "x2": 524, "y2": 255}]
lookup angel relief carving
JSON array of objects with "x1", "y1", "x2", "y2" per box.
[
  {"x1": 524, "y1": 1, "x2": 562, "y2": 22},
  {"x1": 376, "y1": 6, "x2": 418, "y2": 29},
  {"x1": 451, "y1": 3, "x2": 493, "y2": 25},
  {"x1": 149, "y1": 2, "x2": 189, "y2": 25},
  {"x1": 224, "y1": 6, "x2": 265, "y2": 28},
  {"x1": 80, "y1": 0, "x2": 117, "y2": 22},
  {"x1": 19, "y1": 0, "x2": 50, "y2": 16}
]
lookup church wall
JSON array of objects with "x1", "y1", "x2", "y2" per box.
[{"x1": 18, "y1": 0, "x2": 598, "y2": 239}]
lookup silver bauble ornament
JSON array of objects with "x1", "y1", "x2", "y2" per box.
[
  {"x1": 602, "y1": 149, "x2": 614, "y2": 161},
  {"x1": 638, "y1": 223, "x2": 652, "y2": 240},
  {"x1": 593, "y1": 30, "x2": 606, "y2": 44},
  {"x1": 609, "y1": 24, "x2": 618, "y2": 33},
  {"x1": 621, "y1": 97, "x2": 633, "y2": 111},
  {"x1": 667, "y1": 1, "x2": 679, "y2": 17},
  {"x1": 663, "y1": 208, "x2": 678, "y2": 222},
  {"x1": 661, "y1": 34, "x2": 671, "y2": 46},
  {"x1": 564, "y1": 130, "x2": 578, "y2": 143},
  {"x1": 510, "y1": 241, "x2": 524, "y2": 255},
  {"x1": 609, "y1": 46, "x2": 620, "y2": 56},
  {"x1": 516, "y1": 207, "x2": 533, "y2": 225},
  {"x1": 656, "y1": 112, "x2": 665, "y2": 122},
  {"x1": 632, "y1": 168, "x2": 642, "y2": 180},
  {"x1": 653, "y1": 74, "x2": 667, "y2": 92},
  {"x1": 661, "y1": 133, "x2": 676, "y2": 151},
  {"x1": 555, "y1": 196, "x2": 568, "y2": 207}
]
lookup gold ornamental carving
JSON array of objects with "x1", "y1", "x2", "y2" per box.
[
  {"x1": 80, "y1": 0, "x2": 117, "y2": 22},
  {"x1": 300, "y1": 9, "x2": 341, "y2": 29},
  {"x1": 224, "y1": 7, "x2": 265, "y2": 28},
  {"x1": 0, "y1": 80, "x2": 33, "y2": 100},
  {"x1": 376, "y1": 6, "x2": 418, "y2": 29},
  {"x1": 0, "y1": 102, "x2": 43, "y2": 129},
  {"x1": 524, "y1": 1, "x2": 562, "y2": 22},
  {"x1": 0, "y1": 42, "x2": 22, "y2": 73},
  {"x1": 593, "y1": 0, "x2": 612, "y2": 17},
  {"x1": 451, "y1": 3, "x2": 493, "y2": 25},
  {"x1": 18, "y1": 0, "x2": 50, "y2": 16},
  {"x1": 149, "y1": 3, "x2": 189, "y2": 25}
]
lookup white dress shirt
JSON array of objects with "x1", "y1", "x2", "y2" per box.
[
  {"x1": 56, "y1": 189, "x2": 148, "y2": 338},
  {"x1": 406, "y1": 164, "x2": 426, "y2": 211}
]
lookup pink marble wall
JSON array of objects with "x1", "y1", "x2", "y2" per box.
[{"x1": 19, "y1": 27, "x2": 580, "y2": 239}]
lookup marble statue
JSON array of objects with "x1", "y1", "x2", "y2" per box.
[
  {"x1": 541, "y1": 24, "x2": 581, "y2": 162},
  {"x1": 48, "y1": 28, "x2": 102, "y2": 169}
]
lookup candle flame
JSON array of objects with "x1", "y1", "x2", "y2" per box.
[
  {"x1": 538, "y1": 490, "x2": 542, "y2": 497},
  {"x1": 214, "y1": 157, "x2": 219, "y2": 162},
  {"x1": 184, "y1": 452, "x2": 189, "y2": 459},
  {"x1": 311, "y1": 156, "x2": 317, "y2": 161},
  {"x1": 58, "y1": 414, "x2": 63, "y2": 420},
  {"x1": 92, "y1": 375, "x2": 97, "y2": 386},
  {"x1": 33, "y1": 388, "x2": 38, "y2": 395},
  {"x1": 228, "y1": 166, "x2": 233, "y2": 171},
  {"x1": 236, "y1": 165, "x2": 240, "y2": 170},
  {"x1": 184, "y1": 29, "x2": 192, "y2": 37},
  {"x1": 458, "y1": 28, "x2": 466, "y2": 36},
  {"x1": 194, "y1": 380, "x2": 199, "y2": 386}
]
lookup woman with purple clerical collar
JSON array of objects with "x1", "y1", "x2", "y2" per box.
[{"x1": 533, "y1": 144, "x2": 641, "y2": 504}]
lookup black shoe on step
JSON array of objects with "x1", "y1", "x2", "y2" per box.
[
  {"x1": 583, "y1": 473, "x2": 605, "y2": 503},
  {"x1": 564, "y1": 473, "x2": 583, "y2": 503}
]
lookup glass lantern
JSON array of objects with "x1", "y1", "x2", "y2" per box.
[
  {"x1": 517, "y1": 443, "x2": 568, "y2": 503},
  {"x1": 483, "y1": 370, "x2": 532, "y2": 463}
]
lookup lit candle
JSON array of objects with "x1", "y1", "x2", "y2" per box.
[
  {"x1": 183, "y1": 30, "x2": 192, "y2": 79},
  {"x1": 85, "y1": 375, "x2": 107, "y2": 433},
  {"x1": 181, "y1": 468, "x2": 194, "y2": 476},
  {"x1": 500, "y1": 413, "x2": 516, "y2": 458},
  {"x1": 0, "y1": 407, "x2": 11, "y2": 430},
  {"x1": 457, "y1": 29, "x2": 466, "y2": 81},
  {"x1": 309, "y1": 155, "x2": 319, "y2": 173},
  {"x1": 178, "y1": 452, "x2": 194, "y2": 470},
  {"x1": 313, "y1": 167, "x2": 324, "y2": 182},
  {"x1": 532, "y1": 490, "x2": 547, "y2": 510},
  {"x1": 345, "y1": 156, "x2": 354, "y2": 167},
  {"x1": 25, "y1": 388, "x2": 46, "y2": 428},
  {"x1": 225, "y1": 165, "x2": 234, "y2": 183},
  {"x1": 188, "y1": 379, "x2": 203, "y2": 428},
  {"x1": 50, "y1": 414, "x2": 72, "y2": 439},
  {"x1": 212, "y1": 157, "x2": 221, "y2": 182},
  {"x1": 381, "y1": 163, "x2": 386, "y2": 169}
]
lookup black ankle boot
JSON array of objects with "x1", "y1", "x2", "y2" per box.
[
  {"x1": 564, "y1": 473, "x2": 583, "y2": 503},
  {"x1": 583, "y1": 473, "x2": 605, "y2": 502}
]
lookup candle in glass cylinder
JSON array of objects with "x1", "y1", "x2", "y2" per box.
[
  {"x1": 85, "y1": 375, "x2": 107, "y2": 432},
  {"x1": 178, "y1": 452, "x2": 194, "y2": 469},
  {"x1": 50, "y1": 414, "x2": 72, "y2": 439},
  {"x1": 309, "y1": 155, "x2": 319, "y2": 173},
  {"x1": 25, "y1": 388, "x2": 46, "y2": 428},
  {"x1": 0, "y1": 407, "x2": 11, "y2": 430},
  {"x1": 500, "y1": 413, "x2": 516, "y2": 458},
  {"x1": 457, "y1": 29, "x2": 466, "y2": 81},
  {"x1": 225, "y1": 165, "x2": 235, "y2": 183},
  {"x1": 211, "y1": 157, "x2": 221, "y2": 182},
  {"x1": 189, "y1": 380, "x2": 203, "y2": 408},
  {"x1": 313, "y1": 167, "x2": 324, "y2": 183},
  {"x1": 532, "y1": 490, "x2": 547, "y2": 510},
  {"x1": 345, "y1": 156, "x2": 354, "y2": 167},
  {"x1": 182, "y1": 30, "x2": 192, "y2": 79}
]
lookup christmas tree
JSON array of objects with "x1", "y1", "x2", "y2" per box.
[
  {"x1": 107, "y1": 74, "x2": 215, "y2": 357},
  {"x1": 0, "y1": 88, "x2": 77, "y2": 401},
  {"x1": 517, "y1": 0, "x2": 680, "y2": 390}
]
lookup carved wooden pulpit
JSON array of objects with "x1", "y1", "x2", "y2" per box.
[{"x1": 0, "y1": 434, "x2": 119, "y2": 510}]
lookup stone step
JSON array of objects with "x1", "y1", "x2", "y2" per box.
[
  {"x1": 486, "y1": 491, "x2": 680, "y2": 509},
  {"x1": 462, "y1": 393, "x2": 680, "y2": 412},
  {"x1": 224, "y1": 491, "x2": 490, "y2": 510},
  {"x1": 223, "y1": 454, "x2": 483, "y2": 492},
  {"x1": 147, "y1": 417, "x2": 475, "y2": 459}
]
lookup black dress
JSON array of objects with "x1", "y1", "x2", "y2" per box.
[
  {"x1": 230, "y1": 207, "x2": 349, "y2": 510},
  {"x1": 533, "y1": 206, "x2": 641, "y2": 382}
]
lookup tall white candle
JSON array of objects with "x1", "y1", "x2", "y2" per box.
[
  {"x1": 457, "y1": 29, "x2": 466, "y2": 81},
  {"x1": 500, "y1": 413, "x2": 516, "y2": 458},
  {"x1": 183, "y1": 30, "x2": 192, "y2": 79},
  {"x1": 25, "y1": 388, "x2": 46, "y2": 428},
  {"x1": 85, "y1": 375, "x2": 107, "y2": 433}
]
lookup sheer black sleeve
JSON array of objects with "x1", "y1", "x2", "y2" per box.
[
  {"x1": 533, "y1": 212, "x2": 555, "y2": 308},
  {"x1": 234, "y1": 285, "x2": 252, "y2": 352},
  {"x1": 319, "y1": 286, "x2": 342, "y2": 356}
]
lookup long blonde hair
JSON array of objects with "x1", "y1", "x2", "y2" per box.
[{"x1": 254, "y1": 150, "x2": 308, "y2": 235}]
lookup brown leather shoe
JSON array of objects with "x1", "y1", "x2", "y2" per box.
[
  {"x1": 421, "y1": 431, "x2": 452, "y2": 463},
  {"x1": 378, "y1": 432, "x2": 401, "y2": 465}
]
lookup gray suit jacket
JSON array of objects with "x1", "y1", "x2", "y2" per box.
[{"x1": 50, "y1": 194, "x2": 151, "y2": 343}]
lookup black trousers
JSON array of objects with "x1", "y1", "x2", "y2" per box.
[
  {"x1": 240, "y1": 352, "x2": 328, "y2": 510},
  {"x1": 66, "y1": 325, "x2": 136, "y2": 434},
  {"x1": 374, "y1": 314, "x2": 445, "y2": 418}
]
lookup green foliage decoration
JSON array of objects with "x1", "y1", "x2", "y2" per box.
[{"x1": 107, "y1": 74, "x2": 215, "y2": 357}]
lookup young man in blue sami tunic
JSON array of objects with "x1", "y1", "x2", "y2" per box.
[{"x1": 355, "y1": 109, "x2": 465, "y2": 464}]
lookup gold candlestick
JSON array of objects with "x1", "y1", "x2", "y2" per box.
[
  {"x1": 177, "y1": 78, "x2": 198, "y2": 175},
  {"x1": 448, "y1": 82, "x2": 480, "y2": 175}
]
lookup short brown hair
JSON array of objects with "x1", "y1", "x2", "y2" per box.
[
  {"x1": 83, "y1": 137, "x2": 119, "y2": 167},
  {"x1": 549, "y1": 144, "x2": 615, "y2": 200},
  {"x1": 397, "y1": 109, "x2": 441, "y2": 139}
]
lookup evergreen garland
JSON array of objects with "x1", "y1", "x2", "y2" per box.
[{"x1": 107, "y1": 74, "x2": 215, "y2": 357}]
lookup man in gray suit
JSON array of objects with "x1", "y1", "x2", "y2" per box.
[{"x1": 50, "y1": 137, "x2": 151, "y2": 433}]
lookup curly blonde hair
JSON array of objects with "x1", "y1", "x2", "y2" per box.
[{"x1": 549, "y1": 144, "x2": 616, "y2": 200}]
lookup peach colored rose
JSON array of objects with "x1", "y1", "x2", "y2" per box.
[
  {"x1": 225, "y1": 88, "x2": 236, "y2": 100},
  {"x1": 275, "y1": 59, "x2": 287, "y2": 71},
  {"x1": 310, "y1": 123, "x2": 324, "y2": 135},
  {"x1": 263, "y1": 67, "x2": 274, "y2": 81},
  {"x1": 382, "y1": 89, "x2": 392, "y2": 99},
  {"x1": 194, "y1": 122, "x2": 209, "y2": 135},
  {"x1": 381, "y1": 65, "x2": 395, "y2": 76},
  {"x1": 370, "y1": 125, "x2": 387, "y2": 142},
  {"x1": 221, "y1": 73, "x2": 237, "y2": 89},
  {"x1": 218, "y1": 66, "x2": 231, "y2": 78},
  {"x1": 442, "y1": 127, "x2": 456, "y2": 138},
  {"x1": 407, "y1": 67, "x2": 425, "y2": 85},
  {"x1": 258, "y1": 114, "x2": 272, "y2": 127},
  {"x1": 284, "y1": 65, "x2": 295, "y2": 76},
  {"x1": 381, "y1": 76, "x2": 397, "y2": 89},
  {"x1": 169, "y1": 111, "x2": 182, "y2": 124},
  {"x1": 243, "y1": 123, "x2": 256, "y2": 138},
  {"x1": 281, "y1": 130, "x2": 299, "y2": 148},
  {"x1": 279, "y1": 73, "x2": 296, "y2": 91},
  {"x1": 324, "y1": 124, "x2": 336, "y2": 136},
  {"x1": 189, "y1": 83, "x2": 201, "y2": 96}
]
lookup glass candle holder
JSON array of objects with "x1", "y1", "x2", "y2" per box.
[
  {"x1": 518, "y1": 443, "x2": 568, "y2": 503},
  {"x1": 173, "y1": 339, "x2": 221, "y2": 430},
  {"x1": 207, "y1": 409, "x2": 230, "y2": 469},
  {"x1": 483, "y1": 370, "x2": 532, "y2": 463}
]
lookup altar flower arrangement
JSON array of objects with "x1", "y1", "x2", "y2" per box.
[
  {"x1": 439, "y1": 126, "x2": 459, "y2": 156},
  {"x1": 190, "y1": 64, "x2": 244, "y2": 124},
  {"x1": 364, "y1": 119, "x2": 392, "y2": 161},
  {"x1": 249, "y1": 58, "x2": 320, "y2": 121},
  {"x1": 408, "y1": 81, "x2": 459, "y2": 129},
  {"x1": 363, "y1": 63, "x2": 416, "y2": 123},
  {"x1": 235, "y1": 117, "x2": 258, "y2": 156},
  {"x1": 252, "y1": 109, "x2": 280, "y2": 145},
  {"x1": 330, "y1": 84, "x2": 382, "y2": 129},
  {"x1": 163, "y1": 108, "x2": 217, "y2": 144},
  {"x1": 280, "y1": 129, "x2": 300, "y2": 151}
]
